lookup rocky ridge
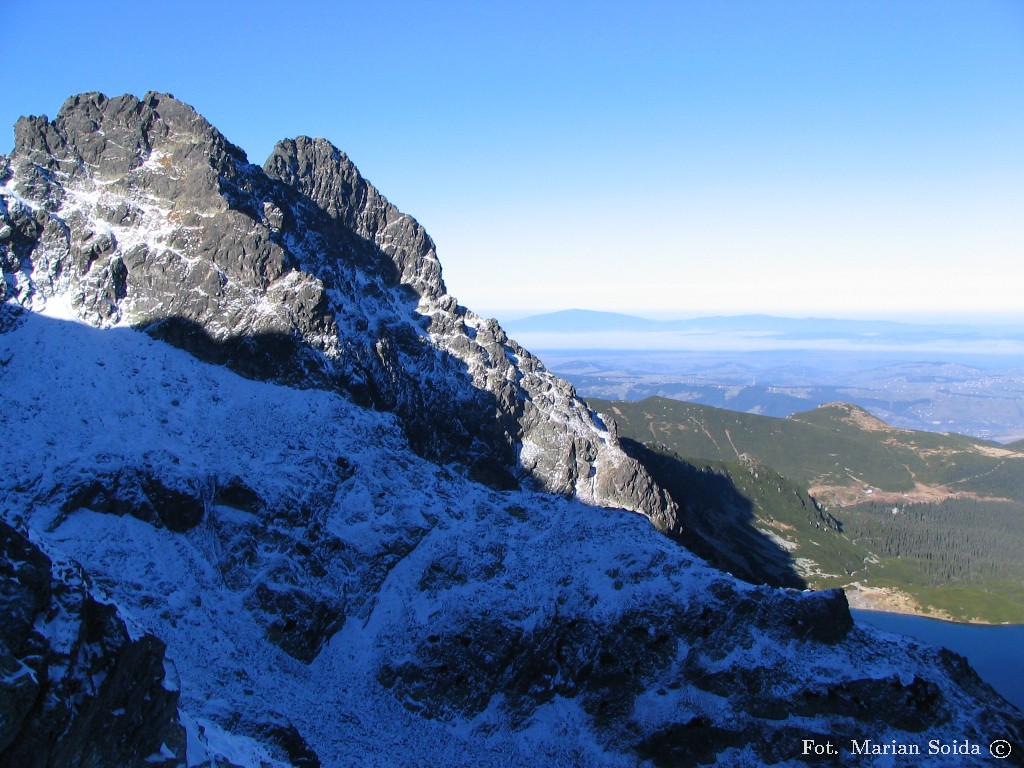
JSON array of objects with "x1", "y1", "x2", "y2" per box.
[
  {"x1": 1, "y1": 93, "x2": 1022, "y2": 767},
  {"x1": 0, "y1": 91, "x2": 671, "y2": 525}
]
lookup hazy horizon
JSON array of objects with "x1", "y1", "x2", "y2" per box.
[
  {"x1": 487, "y1": 306, "x2": 1024, "y2": 328},
  {"x1": 494, "y1": 307, "x2": 1024, "y2": 357}
]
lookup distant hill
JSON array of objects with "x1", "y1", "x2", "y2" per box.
[
  {"x1": 591, "y1": 397, "x2": 1024, "y2": 503},
  {"x1": 500, "y1": 309, "x2": 660, "y2": 333},
  {"x1": 591, "y1": 396, "x2": 1024, "y2": 622},
  {"x1": 531, "y1": 348, "x2": 1024, "y2": 443},
  {"x1": 505, "y1": 310, "x2": 1024, "y2": 343}
]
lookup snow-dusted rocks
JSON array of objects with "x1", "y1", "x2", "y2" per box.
[
  {"x1": 2, "y1": 93, "x2": 1023, "y2": 767},
  {"x1": 0, "y1": 520, "x2": 184, "y2": 768},
  {"x1": 1, "y1": 91, "x2": 671, "y2": 524}
]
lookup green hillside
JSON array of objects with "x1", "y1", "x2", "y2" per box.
[
  {"x1": 593, "y1": 397, "x2": 1024, "y2": 505},
  {"x1": 591, "y1": 396, "x2": 1024, "y2": 623}
]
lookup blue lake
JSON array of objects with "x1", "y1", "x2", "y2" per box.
[{"x1": 852, "y1": 609, "x2": 1024, "y2": 712}]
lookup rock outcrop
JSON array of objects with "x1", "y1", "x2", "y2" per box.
[
  {"x1": 1, "y1": 91, "x2": 672, "y2": 524},
  {"x1": 0, "y1": 520, "x2": 184, "y2": 768}
]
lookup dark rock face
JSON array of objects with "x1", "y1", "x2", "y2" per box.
[
  {"x1": 780, "y1": 587, "x2": 854, "y2": 644},
  {"x1": 264, "y1": 137, "x2": 443, "y2": 298},
  {"x1": 621, "y1": 440, "x2": 810, "y2": 589},
  {"x1": 379, "y1": 606, "x2": 688, "y2": 726},
  {"x1": 239, "y1": 718, "x2": 321, "y2": 768},
  {"x1": 2, "y1": 91, "x2": 672, "y2": 525},
  {"x1": 50, "y1": 464, "x2": 347, "y2": 664},
  {"x1": 637, "y1": 718, "x2": 748, "y2": 768},
  {"x1": 57, "y1": 467, "x2": 205, "y2": 533},
  {"x1": 376, "y1": 559, "x2": 1024, "y2": 766},
  {"x1": 249, "y1": 582, "x2": 344, "y2": 664},
  {"x1": 0, "y1": 520, "x2": 184, "y2": 768}
]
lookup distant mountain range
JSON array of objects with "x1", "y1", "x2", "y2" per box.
[
  {"x1": 504, "y1": 309, "x2": 1024, "y2": 346},
  {"x1": 503, "y1": 310, "x2": 1024, "y2": 443}
]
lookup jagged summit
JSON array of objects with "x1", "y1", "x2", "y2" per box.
[
  {"x1": 12, "y1": 91, "x2": 249, "y2": 210},
  {"x1": 2, "y1": 90, "x2": 672, "y2": 523},
  {"x1": 264, "y1": 135, "x2": 446, "y2": 298},
  {"x1": 2, "y1": 93, "x2": 1022, "y2": 767}
]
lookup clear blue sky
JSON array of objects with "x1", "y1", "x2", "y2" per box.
[{"x1": 4, "y1": 1, "x2": 1023, "y2": 321}]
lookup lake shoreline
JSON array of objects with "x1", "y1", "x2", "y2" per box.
[
  {"x1": 841, "y1": 583, "x2": 1022, "y2": 626},
  {"x1": 851, "y1": 608, "x2": 1024, "y2": 712}
]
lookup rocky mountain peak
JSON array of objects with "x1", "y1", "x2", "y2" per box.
[
  {"x1": 13, "y1": 91, "x2": 247, "y2": 207},
  {"x1": 1, "y1": 90, "x2": 674, "y2": 524},
  {"x1": 265, "y1": 134, "x2": 445, "y2": 299}
]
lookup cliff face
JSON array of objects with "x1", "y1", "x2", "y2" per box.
[
  {"x1": 1, "y1": 91, "x2": 672, "y2": 524},
  {"x1": 1, "y1": 93, "x2": 1022, "y2": 768},
  {"x1": 0, "y1": 521, "x2": 184, "y2": 768}
]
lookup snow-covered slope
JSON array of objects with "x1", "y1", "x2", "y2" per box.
[
  {"x1": 2, "y1": 308, "x2": 1020, "y2": 767},
  {"x1": 2, "y1": 93, "x2": 1023, "y2": 767}
]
